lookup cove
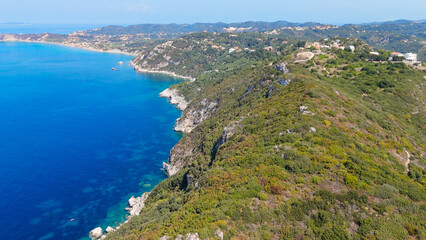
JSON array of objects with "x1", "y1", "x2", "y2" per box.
[{"x1": 0, "y1": 42, "x2": 181, "y2": 240}]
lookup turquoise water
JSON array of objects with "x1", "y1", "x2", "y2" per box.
[{"x1": 0, "y1": 42, "x2": 181, "y2": 239}]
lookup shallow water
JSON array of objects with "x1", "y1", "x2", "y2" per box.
[{"x1": 0, "y1": 41, "x2": 181, "y2": 239}]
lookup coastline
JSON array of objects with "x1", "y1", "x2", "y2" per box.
[
  {"x1": 0, "y1": 39, "x2": 137, "y2": 56},
  {"x1": 131, "y1": 61, "x2": 196, "y2": 82},
  {"x1": 89, "y1": 66, "x2": 189, "y2": 240},
  {"x1": 2, "y1": 39, "x2": 189, "y2": 239}
]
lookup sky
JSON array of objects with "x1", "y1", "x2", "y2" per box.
[{"x1": 0, "y1": 0, "x2": 425, "y2": 25}]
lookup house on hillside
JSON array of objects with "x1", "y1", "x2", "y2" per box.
[
  {"x1": 403, "y1": 53, "x2": 421, "y2": 65},
  {"x1": 263, "y1": 46, "x2": 274, "y2": 52},
  {"x1": 391, "y1": 52, "x2": 404, "y2": 57},
  {"x1": 404, "y1": 53, "x2": 417, "y2": 62}
]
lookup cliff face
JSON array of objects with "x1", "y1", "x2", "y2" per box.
[
  {"x1": 159, "y1": 92, "x2": 219, "y2": 176},
  {"x1": 174, "y1": 98, "x2": 218, "y2": 133},
  {"x1": 159, "y1": 88, "x2": 189, "y2": 111}
]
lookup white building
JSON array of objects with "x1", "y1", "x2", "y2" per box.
[{"x1": 404, "y1": 53, "x2": 418, "y2": 62}]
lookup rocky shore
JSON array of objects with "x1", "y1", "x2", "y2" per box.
[
  {"x1": 159, "y1": 88, "x2": 189, "y2": 111},
  {"x1": 88, "y1": 69, "x2": 204, "y2": 239},
  {"x1": 89, "y1": 192, "x2": 150, "y2": 240},
  {"x1": 131, "y1": 61, "x2": 196, "y2": 82}
]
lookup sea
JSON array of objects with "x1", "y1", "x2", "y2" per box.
[{"x1": 0, "y1": 41, "x2": 182, "y2": 239}]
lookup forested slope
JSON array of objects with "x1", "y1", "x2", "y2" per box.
[{"x1": 107, "y1": 35, "x2": 425, "y2": 240}]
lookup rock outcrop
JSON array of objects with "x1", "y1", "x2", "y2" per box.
[
  {"x1": 105, "y1": 226, "x2": 114, "y2": 233},
  {"x1": 215, "y1": 229, "x2": 224, "y2": 240},
  {"x1": 174, "y1": 98, "x2": 218, "y2": 133},
  {"x1": 89, "y1": 227, "x2": 103, "y2": 239},
  {"x1": 126, "y1": 192, "x2": 150, "y2": 216},
  {"x1": 214, "y1": 119, "x2": 242, "y2": 152},
  {"x1": 163, "y1": 141, "x2": 197, "y2": 177},
  {"x1": 163, "y1": 162, "x2": 179, "y2": 177},
  {"x1": 160, "y1": 88, "x2": 189, "y2": 111},
  {"x1": 184, "y1": 233, "x2": 201, "y2": 240},
  {"x1": 175, "y1": 233, "x2": 201, "y2": 240},
  {"x1": 275, "y1": 62, "x2": 289, "y2": 74}
]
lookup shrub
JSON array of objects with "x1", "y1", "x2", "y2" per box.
[
  {"x1": 358, "y1": 217, "x2": 373, "y2": 235},
  {"x1": 258, "y1": 193, "x2": 268, "y2": 200},
  {"x1": 311, "y1": 176, "x2": 323, "y2": 184},
  {"x1": 322, "y1": 226, "x2": 349, "y2": 240},
  {"x1": 344, "y1": 174, "x2": 359, "y2": 188},
  {"x1": 373, "y1": 184, "x2": 399, "y2": 199}
]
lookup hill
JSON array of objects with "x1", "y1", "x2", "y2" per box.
[
  {"x1": 83, "y1": 21, "x2": 320, "y2": 36},
  {"x1": 104, "y1": 33, "x2": 425, "y2": 240},
  {"x1": 1, "y1": 20, "x2": 424, "y2": 60}
]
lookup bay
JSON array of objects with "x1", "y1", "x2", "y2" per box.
[{"x1": 0, "y1": 41, "x2": 181, "y2": 240}]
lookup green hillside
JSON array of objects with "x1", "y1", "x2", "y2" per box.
[{"x1": 107, "y1": 34, "x2": 425, "y2": 240}]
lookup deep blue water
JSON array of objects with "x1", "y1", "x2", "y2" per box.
[{"x1": 0, "y1": 42, "x2": 181, "y2": 239}]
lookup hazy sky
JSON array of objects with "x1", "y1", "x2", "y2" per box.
[{"x1": 0, "y1": 0, "x2": 425, "y2": 25}]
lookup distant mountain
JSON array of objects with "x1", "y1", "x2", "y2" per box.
[
  {"x1": 0, "y1": 22, "x2": 28, "y2": 25},
  {"x1": 84, "y1": 21, "x2": 324, "y2": 35},
  {"x1": 361, "y1": 19, "x2": 426, "y2": 25}
]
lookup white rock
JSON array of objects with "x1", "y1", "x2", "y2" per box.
[
  {"x1": 89, "y1": 227, "x2": 103, "y2": 239},
  {"x1": 309, "y1": 127, "x2": 317, "y2": 133},
  {"x1": 163, "y1": 162, "x2": 179, "y2": 176},
  {"x1": 215, "y1": 229, "x2": 224, "y2": 240},
  {"x1": 106, "y1": 226, "x2": 114, "y2": 233},
  {"x1": 160, "y1": 88, "x2": 188, "y2": 111},
  {"x1": 126, "y1": 192, "x2": 150, "y2": 217},
  {"x1": 128, "y1": 196, "x2": 137, "y2": 207},
  {"x1": 174, "y1": 99, "x2": 218, "y2": 133},
  {"x1": 299, "y1": 106, "x2": 308, "y2": 112},
  {"x1": 185, "y1": 233, "x2": 200, "y2": 240}
]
